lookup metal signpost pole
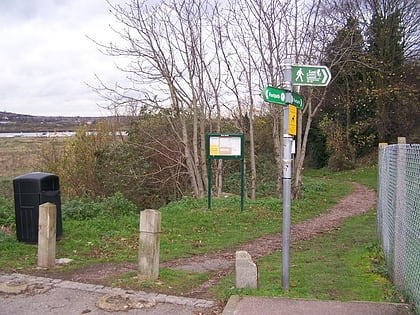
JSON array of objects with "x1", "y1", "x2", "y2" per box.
[
  {"x1": 263, "y1": 60, "x2": 329, "y2": 292},
  {"x1": 282, "y1": 58, "x2": 293, "y2": 291}
]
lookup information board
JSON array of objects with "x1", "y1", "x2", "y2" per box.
[
  {"x1": 206, "y1": 134, "x2": 244, "y2": 160},
  {"x1": 206, "y1": 133, "x2": 245, "y2": 211}
]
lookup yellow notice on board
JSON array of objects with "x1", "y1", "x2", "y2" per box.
[
  {"x1": 209, "y1": 144, "x2": 220, "y2": 155},
  {"x1": 288, "y1": 105, "x2": 297, "y2": 136}
]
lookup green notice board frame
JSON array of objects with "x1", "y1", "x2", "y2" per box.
[{"x1": 206, "y1": 133, "x2": 245, "y2": 211}]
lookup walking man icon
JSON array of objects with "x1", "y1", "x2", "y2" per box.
[{"x1": 296, "y1": 68, "x2": 304, "y2": 82}]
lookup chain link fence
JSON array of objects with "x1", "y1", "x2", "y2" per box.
[{"x1": 377, "y1": 141, "x2": 419, "y2": 313}]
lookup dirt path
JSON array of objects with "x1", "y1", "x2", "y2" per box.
[
  {"x1": 30, "y1": 182, "x2": 376, "y2": 299},
  {"x1": 174, "y1": 182, "x2": 376, "y2": 297}
]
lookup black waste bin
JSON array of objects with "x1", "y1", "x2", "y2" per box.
[{"x1": 13, "y1": 172, "x2": 63, "y2": 243}]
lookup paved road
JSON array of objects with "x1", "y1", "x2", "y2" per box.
[
  {"x1": 1, "y1": 273, "x2": 414, "y2": 315},
  {"x1": 0, "y1": 273, "x2": 215, "y2": 314},
  {"x1": 222, "y1": 295, "x2": 414, "y2": 315}
]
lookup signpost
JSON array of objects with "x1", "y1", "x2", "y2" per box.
[
  {"x1": 292, "y1": 65, "x2": 331, "y2": 86},
  {"x1": 262, "y1": 60, "x2": 331, "y2": 292}
]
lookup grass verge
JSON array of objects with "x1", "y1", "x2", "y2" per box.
[
  {"x1": 210, "y1": 209, "x2": 403, "y2": 303},
  {"x1": 0, "y1": 176, "x2": 352, "y2": 272},
  {"x1": 1, "y1": 167, "x2": 398, "y2": 306},
  {"x1": 103, "y1": 268, "x2": 211, "y2": 297}
]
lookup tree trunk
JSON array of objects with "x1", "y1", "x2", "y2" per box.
[{"x1": 181, "y1": 118, "x2": 201, "y2": 197}]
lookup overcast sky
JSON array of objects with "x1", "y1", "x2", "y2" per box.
[{"x1": 0, "y1": 0, "x2": 128, "y2": 117}]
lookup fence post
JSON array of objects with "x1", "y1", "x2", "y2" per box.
[
  {"x1": 394, "y1": 137, "x2": 407, "y2": 287},
  {"x1": 138, "y1": 209, "x2": 161, "y2": 280},
  {"x1": 377, "y1": 142, "x2": 388, "y2": 242},
  {"x1": 37, "y1": 202, "x2": 56, "y2": 268}
]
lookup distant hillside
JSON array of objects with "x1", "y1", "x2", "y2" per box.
[{"x1": 0, "y1": 111, "x2": 125, "y2": 132}]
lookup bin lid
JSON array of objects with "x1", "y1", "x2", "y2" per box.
[{"x1": 13, "y1": 172, "x2": 59, "y2": 193}]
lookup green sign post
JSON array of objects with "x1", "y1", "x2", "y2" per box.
[
  {"x1": 292, "y1": 65, "x2": 331, "y2": 86},
  {"x1": 262, "y1": 86, "x2": 305, "y2": 109},
  {"x1": 206, "y1": 133, "x2": 245, "y2": 211},
  {"x1": 262, "y1": 60, "x2": 331, "y2": 293}
]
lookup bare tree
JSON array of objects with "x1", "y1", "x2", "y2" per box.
[
  {"x1": 93, "y1": 0, "x2": 382, "y2": 201},
  {"x1": 231, "y1": 0, "x2": 287, "y2": 198},
  {"x1": 94, "y1": 0, "x2": 219, "y2": 197}
]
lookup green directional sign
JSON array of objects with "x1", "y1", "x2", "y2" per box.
[
  {"x1": 262, "y1": 86, "x2": 287, "y2": 105},
  {"x1": 292, "y1": 65, "x2": 331, "y2": 86},
  {"x1": 291, "y1": 93, "x2": 304, "y2": 109},
  {"x1": 263, "y1": 86, "x2": 305, "y2": 109}
]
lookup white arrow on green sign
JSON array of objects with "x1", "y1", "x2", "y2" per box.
[
  {"x1": 292, "y1": 65, "x2": 331, "y2": 86},
  {"x1": 262, "y1": 86, "x2": 287, "y2": 105},
  {"x1": 262, "y1": 86, "x2": 305, "y2": 109}
]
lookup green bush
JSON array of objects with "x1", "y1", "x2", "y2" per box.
[
  {"x1": 100, "y1": 192, "x2": 138, "y2": 218},
  {"x1": 62, "y1": 192, "x2": 138, "y2": 221},
  {"x1": 0, "y1": 196, "x2": 14, "y2": 226},
  {"x1": 0, "y1": 179, "x2": 13, "y2": 200},
  {"x1": 62, "y1": 197, "x2": 101, "y2": 220}
]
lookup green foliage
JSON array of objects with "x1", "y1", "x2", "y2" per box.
[
  {"x1": 1, "y1": 168, "x2": 397, "y2": 304},
  {"x1": 319, "y1": 117, "x2": 355, "y2": 171},
  {"x1": 316, "y1": 6, "x2": 418, "y2": 167},
  {"x1": 366, "y1": 240, "x2": 389, "y2": 278},
  {"x1": 368, "y1": 9, "x2": 405, "y2": 69},
  {"x1": 43, "y1": 123, "x2": 116, "y2": 199},
  {"x1": 307, "y1": 126, "x2": 329, "y2": 168},
  {"x1": 104, "y1": 269, "x2": 211, "y2": 296},
  {"x1": 0, "y1": 179, "x2": 13, "y2": 200},
  {"x1": 310, "y1": 167, "x2": 378, "y2": 191},
  {"x1": 0, "y1": 196, "x2": 14, "y2": 226},
  {"x1": 0, "y1": 173, "x2": 353, "y2": 272},
  {"x1": 96, "y1": 114, "x2": 191, "y2": 209},
  {"x1": 96, "y1": 142, "x2": 172, "y2": 210},
  {"x1": 212, "y1": 211, "x2": 398, "y2": 303},
  {"x1": 62, "y1": 193, "x2": 138, "y2": 221}
]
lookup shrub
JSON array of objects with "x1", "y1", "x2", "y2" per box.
[
  {"x1": 42, "y1": 123, "x2": 116, "y2": 199},
  {"x1": 61, "y1": 197, "x2": 101, "y2": 221},
  {"x1": 320, "y1": 117, "x2": 355, "y2": 171},
  {"x1": 62, "y1": 193, "x2": 138, "y2": 221},
  {"x1": 100, "y1": 192, "x2": 138, "y2": 218},
  {"x1": 0, "y1": 179, "x2": 13, "y2": 200},
  {"x1": 0, "y1": 196, "x2": 14, "y2": 227}
]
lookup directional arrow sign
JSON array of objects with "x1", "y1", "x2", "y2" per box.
[
  {"x1": 263, "y1": 86, "x2": 305, "y2": 109},
  {"x1": 291, "y1": 93, "x2": 304, "y2": 109},
  {"x1": 292, "y1": 65, "x2": 331, "y2": 86},
  {"x1": 262, "y1": 86, "x2": 287, "y2": 105}
]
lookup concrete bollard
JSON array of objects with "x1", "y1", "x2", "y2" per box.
[
  {"x1": 138, "y1": 209, "x2": 161, "y2": 280},
  {"x1": 37, "y1": 202, "x2": 56, "y2": 268},
  {"x1": 235, "y1": 250, "x2": 258, "y2": 289}
]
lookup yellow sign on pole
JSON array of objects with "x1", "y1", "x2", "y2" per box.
[{"x1": 288, "y1": 105, "x2": 297, "y2": 135}]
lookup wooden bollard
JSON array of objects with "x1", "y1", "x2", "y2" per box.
[
  {"x1": 37, "y1": 202, "x2": 56, "y2": 268},
  {"x1": 138, "y1": 209, "x2": 161, "y2": 280}
]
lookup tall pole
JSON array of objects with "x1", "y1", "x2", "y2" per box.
[
  {"x1": 207, "y1": 159, "x2": 212, "y2": 210},
  {"x1": 282, "y1": 58, "x2": 293, "y2": 291},
  {"x1": 240, "y1": 158, "x2": 244, "y2": 212}
]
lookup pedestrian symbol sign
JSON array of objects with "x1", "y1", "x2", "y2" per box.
[{"x1": 292, "y1": 65, "x2": 331, "y2": 86}]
